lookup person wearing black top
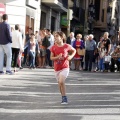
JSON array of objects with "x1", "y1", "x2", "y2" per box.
[{"x1": 102, "y1": 32, "x2": 111, "y2": 72}]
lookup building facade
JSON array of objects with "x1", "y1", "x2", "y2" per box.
[
  {"x1": 0, "y1": 0, "x2": 69, "y2": 35},
  {"x1": 0, "y1": 0, "x2": 120, "y2": 39},
  {"x1": 40, "y1": 0, "x2": 68, "y2": 33},
  {"x1": 0, "y1": 0, "x2": 41, "y2": 34},
  {"x1": 85, "y1": 0, "x2": 119, "y2": 40}
]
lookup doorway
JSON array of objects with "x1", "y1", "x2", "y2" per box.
[
  {"x1": 40, "y1": 11, "x2": 46, "y2": 29},
  {"x1": 51, "y1": 16, "x2": 55, "y2": 33},
  {"x1": 25, "y1": 15, "x2": 34, "y2": 34}
]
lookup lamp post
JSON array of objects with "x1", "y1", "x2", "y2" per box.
[
  {"x1": 118, "y1": 0, "x2": 120, "y2": 31},
  {"x1": 67, "y1": 9, "x2": 73, "y2": 37}
]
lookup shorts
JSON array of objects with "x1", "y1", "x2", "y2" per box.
[
  {"x1": 55, "y1": 68, "x2": 69, "y2": 81},
  {"x1": 40, "y1": 49, "x2": 46, "y2": 57}
]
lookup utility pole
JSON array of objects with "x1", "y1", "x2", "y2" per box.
[
  {"x1": 118, "y1": 0, "x2": 120, "y2": 31},
  {"x1": 84, "y1": 0, "x2": 88, "y2": 35},
  {"x1": 67, "y1": 9, "x2": 73, "y2": 37}
]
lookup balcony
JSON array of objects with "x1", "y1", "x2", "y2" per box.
[{"x1": 41, "y1": 0, "x2": 68, "y2": 12}]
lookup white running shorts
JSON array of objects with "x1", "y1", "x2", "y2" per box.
[{"x1": 55, "y1": 68, "x2": 69, "y2": 81}]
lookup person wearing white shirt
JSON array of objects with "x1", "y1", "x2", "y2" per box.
[
  {"x1": 12, "y1": 24, "x2": 23, "y2": 72},
  {"x1": 46, "y1": 29, "x2": 54, "y2": 68},
  {"x1": 66, "y1": 32, "x2": 75, "y2": 46}
]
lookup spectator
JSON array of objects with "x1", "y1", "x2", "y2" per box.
[
  {"x1": 94, "y1": 36, "x2": 104, "y2": 72},
  {"x1": 0, "y1": 14, "x2": 13, "y2": 75},
  {"x1": 11, "y1": 27, "x2": 14, "y2": 32},
  {"x1": 45, "y1": 29, "x2": 54, "y2": 68},
  {"x1": 11, "y1": 24, "x2": 24, "y2": 72},
  {"x1": 66, "y1": 32, "x2": 75, "y2": 46},
  {"x1": 66, "y1": 32, "x2": 76, "y2": 69},
  {"x1": 102, "y1": 32, "x2": 111, "y2": 72},
  {"x1": 81, "y1": 35, "x2": 89, "y2": 70},
  {"x1": 110, "y1": 36, "x2": 116, "y2": 53},
  {"x1": 35, "y1": 30, "x2": 39, "y2": 40},
  {"x1": 84, "y1": 34, "x2": 96, "y2": 71},
  {"x1": 37, "y1": 30, "x2": 46, "y2": 68},
  {"x1": 98, "y1": 41, "x2": 106, "y2": 72},
  {"x1": 17, "y1": 28, "x2": 25, "y2": 69},
  {"x1": 23, "y1": 27, "x2": 33, "y2": 66},
  {"x1": 41, "y1": 29, "x2": 50, "y2": 68},
  {"x1": 73, "y1": 34, "x2": 85, "y2": 70},
  {"x1": 110, "y1": 46, "x2": 120, "y2": 72},
  {"x1": 25, "y1": 33, "x2": 39, "y2": 69}
]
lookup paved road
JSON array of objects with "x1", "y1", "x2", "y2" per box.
[{"x1": 0, "y1": 68, "x2": 120, "y2": 120}]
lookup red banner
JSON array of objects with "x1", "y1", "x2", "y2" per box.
[{"x1": 0, "y1": 3, "x2": 5, "y2": 16}]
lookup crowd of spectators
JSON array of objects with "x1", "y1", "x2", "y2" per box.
[{"x1": 0, "y1": 14, "x2": 120, "y2": 75}]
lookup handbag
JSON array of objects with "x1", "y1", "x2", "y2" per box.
[
  {"x1": 104, "y1": 55, "x2": 111, "y2": 62},
  {"x1": 77, "y1": 48, "x2": 85, "y2": 56}
]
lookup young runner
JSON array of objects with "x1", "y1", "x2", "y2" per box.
[{"x1": 50, "y1": 31, "x2": 76, "y2": 104}]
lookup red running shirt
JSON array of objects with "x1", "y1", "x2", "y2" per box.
[{"x1": 50, "y1": 44, "x2": 72, "y2": 71}]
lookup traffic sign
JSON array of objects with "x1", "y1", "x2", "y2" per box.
[{"x1": 0, "y1": 3, "x2": 5, "y2": 16}]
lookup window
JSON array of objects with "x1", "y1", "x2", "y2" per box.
[{"x1": 95, "y1": 0, "x2": 100, "y2": 20}]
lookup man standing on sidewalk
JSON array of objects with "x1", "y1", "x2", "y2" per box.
[
  {"x1": 84, "y1": 34, "x2": 96, "y2": 71},
  {"x1": 0, "y1": 14, "x2": 13, "y2": 75},
  {"x1": 102, "y1": 32, "x2": 111, "y2": 72}
]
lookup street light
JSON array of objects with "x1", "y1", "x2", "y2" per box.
[{"x1": 67, "y1": 9, "x2": 73, "y2": 37}]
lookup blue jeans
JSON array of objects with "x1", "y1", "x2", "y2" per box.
[
  {"x1": 29, "y1": 51, "x2": 35, "y2": 67},
  {"x1": 0, "y1": 43, "x2": 12, "y2": 71},
  {"x1": 99, "y1": 58, "x2": 105, "y2": 71}
]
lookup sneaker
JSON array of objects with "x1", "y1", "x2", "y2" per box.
[
  {"x1": 6, "y1": 70, "x2": 14, "y2": 75},
  {"x1": 14, "y1": 70, "x2": 18, "y2": 72},
  {"x1": 104, "y1": 70, "x2": 108, "y2": 72},
  {"x1": 29, "y1": 65, "x2": 33, "y2": 69},
  {"x1": 19, "y1": 67, "x2": 23, "y2": 69},
  {"x1": 83, "y1": 69, "x2": 88, "y2": 71},
  {"x1": 94, "y1": 68, "x2": 99, "y2": 72},
  {"x1": 0, "y1": 71, "x2": 4, "y2": 75},
  {"x1": 79, "y1": 68, "x2": 83, "y2": 71},
  {"x1": 61, "y1": 96, "x2": 68, "y2": 104},
  {"x1": 45, "y1": 66, "x2": 52, "y2": 69},
  {"x1": 33, "y1": 66, "x2": 36, "y2": 69}
]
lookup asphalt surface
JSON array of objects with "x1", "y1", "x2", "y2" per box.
[{"x1": 0, "y1": 68, "x2": 120, "y2": 120}]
